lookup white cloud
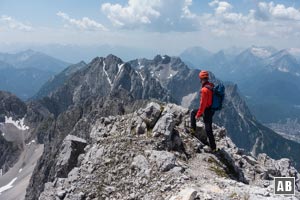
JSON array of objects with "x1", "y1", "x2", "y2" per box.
[
  {"x1": 101, "y1": 0, "x2": 198, "y2": 31},
  {"x1": 256, "y1": 2, "x2": 300, "y2": 21},
  {"x1": 202, "y1": 0, "x2": 300, "y2": 39},
  {"x1": 207, "y1": 0, "x2": 250, "y2": 24},
  {"x1": 57, "y1": 12, "x2": 108, "y2": 31},
  {"x1": 210, "y1": 0, "x2": 232, "y2": 15},
  {"x1": 0, "y1": 15, "x2": 32, "y2": 31},
  {"x1": 182, "y1": 0, "x2": 197, "y2": 19},
  {"x1": 101, "y1": 0, "x2": 161, "y2": 27}
]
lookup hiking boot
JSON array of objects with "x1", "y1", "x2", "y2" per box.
[
  {"x1": 203, "y1": 146, "x2": 220, "y2": 153},
  {"x1": 212, "y1": 148, "x2": 220, "y2": 154},
  {"x1": 189, "y1": 128, "x2": 196, "y2": 136}
]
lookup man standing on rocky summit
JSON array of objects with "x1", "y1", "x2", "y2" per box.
[{"x1": 190, "y1": 70, "x2": 217, "y2": 152}]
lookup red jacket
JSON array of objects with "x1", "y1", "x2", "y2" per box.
[{"x1": 196, "y1": 81, "x2": 214, "y2": 118}]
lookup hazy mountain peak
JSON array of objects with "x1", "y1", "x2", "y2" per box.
[
  {"x1": 223, "y1": 46, "x2": 245, "y2": 56},
  {"x1": 248, "y1": 46, "x2": 276, "y2": 58},
  {"x1": 268, "y1": 49, "x2": 299, "y2": 73},
  {"x1": 15, "y1": 49, "x2": 44, "y2": 62},
  {"x1": 18, "y1": 49, "x2": 38, "y2": 55},
  {"x1": 0, "y1": 49, "x2": 70, "y2": 73},
  {"x1": 183, "y1": 46, "x2": 212, "y2": 54},
  {"x1": 270, "y1": 49, "x2": 297, "y2": 61},
  {"x1": 276, "y1": 49, "x2": 290, "y2": 55},
  {"x1": 105, "y1": 54, "x2": 123, "y2": 63},
  {"x1": 213, "y1": 50, "x2": 226, "y2": 58},
  {"x1": 288, "y1": 48, "x2": 300, "y2": 55},
  {"x1": 179, "y1": 46, "x2": 213, "y2": 69}
]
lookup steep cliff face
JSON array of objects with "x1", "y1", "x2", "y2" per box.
[
  {"x1": 39, "y1": 55, "x2": 172, "y2": 117},
  {"x1": 215, "y1": 84, "x2": 300, "y2": 166},
  {"x1": 0, "y1": 91, "x2": 27, "y2": 173},
  {"x1": 32, "y1": 61, "x2": 87, "y2": 100},
  {"x1": 0, "y1": 91, "x2": 46, "y2": 200},
  {"x1": 36, "y1": 102, "x2": 300, "y2": 200},
  {"x1": 0, "y1": 91, "x2": 27, "y2": 122},
  {"x1": 130, "y1": 55, "x2": 200, "y2": 106}
]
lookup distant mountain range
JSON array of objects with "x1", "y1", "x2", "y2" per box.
[
  {"x1": 0, "y1": 49, "x2": 69, "y2": 73},
  {"x1": 31, "y1": 54, "x2": 300, "y2": 167},
  {"x1": 0, "y1": 50, "x2": 70, "y2": 100},
  {"x1": 180, "y1": 46, "x2": 300, "y2": 125},
  {"x1": 0, "y1": 44, "x2": 157, "y2": 63}
]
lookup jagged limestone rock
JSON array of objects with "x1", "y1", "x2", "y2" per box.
[
  {"x1": 55, "y1": 135, "x2": 87, "y2": 178},
  {"x1": 131, "y1": 155, "x2": 151, "y2": 177},
  {"x1": 153, "y1": 113, "x2": 176, "y2": 137},
  {"x1": 138, "y1": 102, "x2": 162, "y2": 129},
  {"x1": 36, "y1": 102, "x2": 300, "y2": 200},
  {"x1": 146, "y1": 150, "x2": 176, "y2": 172}
]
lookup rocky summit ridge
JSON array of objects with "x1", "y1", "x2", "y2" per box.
[{"x1": 38, "y1": 102, "x2": 300, "y2": 200}]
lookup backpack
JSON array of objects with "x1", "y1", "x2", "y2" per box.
[{"x1": 211, "y1": 83, "x2": 225, "y2": 111}]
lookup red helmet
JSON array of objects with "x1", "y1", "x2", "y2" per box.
[{"x1": 199, "y1": 70, "x2": 209, "y2": 79}]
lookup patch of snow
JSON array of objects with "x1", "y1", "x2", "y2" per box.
[
  {"x1": 251, "y1": 47, "x2": 272, "y2": 58},
  {"x1": 138, "y1": 72, "x2": 145, "y2": 87},
  {"x1": 137, "y1": 60, "x2": 145, "y2": 69},
  {"x1": 118, "y1": 63, "x2": 124, "y2": 74},
  {"x1": 294, "y1": 105, "x2": 300, "y2": 109},
  {"x1": 278, "y1": 66, "x2": 289, "y2": 72},
  {"x1": 0, "y1": 177, "x2": 18, "y2": 195},
  {"x1": 5, "y1": 117, "x2": 29, "y2": 130},
  {"x1": 169, "y1": 69, "x2": 178, "y2": 78},
  {"x1": 1, "y1": 132, "x2": 4, "y2": 136},
  {"x1": 237, "y1": 111, "x2": 248, "y2": 129},
  {"x1": 103, "y1": 61, "x2": 112, "y2": 87},
  {"x1": 18, "y1": 168, "x2": 23, "y2": 173},
  {"x1": 238, "y1": 112, "x2": 245, "y2": 120},
  {"x1": 26, "y1": 140, "x2": 36, "y2": 146}
]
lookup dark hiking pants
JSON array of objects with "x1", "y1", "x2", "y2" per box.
[{"x1": 191, "y1": 108, "x2": 216, "y2": 150}]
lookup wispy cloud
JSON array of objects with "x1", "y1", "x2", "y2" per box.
[
  {"x1": 0, "y1": 15, "x2": 32, "y2": 31},
  {"x1": 100, "y1": 0, "x2": 300, "y2": 39},
  {"x1": 256, "y1": 2, "x2": 300, "y2": 21},
  {"x1": 101, "y1": 0, "x2": 198, "y2": 32},
  {"x1": 57, "y1": 11, "x2": 108, "y2": 31},
  {"x1": 200, "y1": 0, "x2": 300, "y2": 39}
]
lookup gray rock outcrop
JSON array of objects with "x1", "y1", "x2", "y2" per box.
[
  {"x1": 38, "y1": 102, "x2": 300, "y2": 200},
  {"x1": 55, "y1": 135, "x2": 87, "y2": 178}
]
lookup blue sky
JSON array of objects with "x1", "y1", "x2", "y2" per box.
[{"x1": 1, "y1": 0, "x2": 300, "y2": 55}]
